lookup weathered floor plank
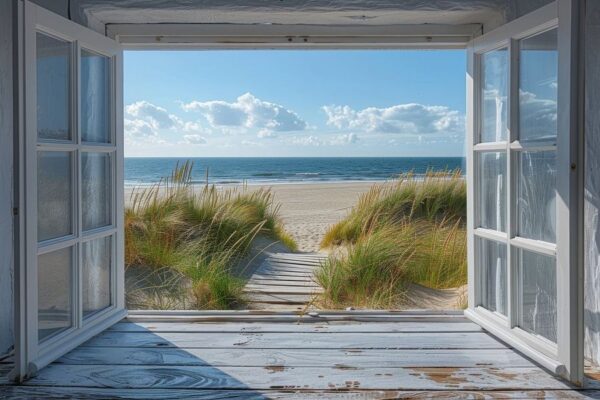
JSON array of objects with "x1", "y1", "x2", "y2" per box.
[
  {"x1": 82, "y1": 331, "x2": 507, "y2": 349},
  {"x1": 1, "y1": 387, "x2": 595, "y2": 399},
  {"x1": 22, "y1": 365, "x2": 573, "y2": 390},
  {"x1": 1, "y1": 313, "x2": 591, "y2": 399},
  {"x1": 107, "y1": 321, "x2": 484, "y2": 333},
  {"x1": 56, "y1": 347, "x2": 536, "y2": 368}
]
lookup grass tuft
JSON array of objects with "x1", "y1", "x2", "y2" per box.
[
  {"x1": 125, "y1": 161, "x2": 296, "y2": 309},
  {"x1": 317, "y1": 170, "x2": 467, "y2": 308}
]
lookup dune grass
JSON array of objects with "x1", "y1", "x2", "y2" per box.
[
  {"x1": 125, "y1": 161, "x2": 296, "y2": 309},
  {"x1": 317, "y1": 170, "x2": 467, "y2": 309}
]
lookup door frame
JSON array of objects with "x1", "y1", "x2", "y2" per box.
[
  {"x1": 12, "y1": 0, "x2": 126, "y2": 380},
  {"x1": 464, "y1": 0, "x2": 583, "y2": 384}
]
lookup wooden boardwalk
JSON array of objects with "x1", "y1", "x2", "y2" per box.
[
  {"x1": 243, "y1": 252, "x2": 327, "y2": 310},
  {"x1": 0, "y1": 311, "x2": 596, "y2": 399}
]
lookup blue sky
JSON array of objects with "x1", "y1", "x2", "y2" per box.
[{"x1": 124, "y1": 50, "x2": 466, "y2": 157}]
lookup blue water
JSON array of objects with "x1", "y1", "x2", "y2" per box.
[{"x1": 125, "y1": 157, "x2": 465, "y2": 186}]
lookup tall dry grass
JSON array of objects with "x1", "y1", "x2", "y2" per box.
[
  {"x1": 125, "y1": 161, "x2": 296, "y2": 309},
  {"x1": 317, "y1": 170, "x2": 466, "y2": 308}
]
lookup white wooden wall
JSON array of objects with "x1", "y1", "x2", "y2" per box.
[
  {"x1": 583, "y1": 0, "x2": 600, "y2": 366},
  {"x1": 0, "y1": 0, "x2": 14, "y2": 357}
]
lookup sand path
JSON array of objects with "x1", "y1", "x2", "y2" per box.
[{"x1": 246, "y1": 182, "x2": 375, "y2": 252}]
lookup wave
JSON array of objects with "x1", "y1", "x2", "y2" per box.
[{"x1": 252, "y1": 173, "x2": 281, "y2": 177}]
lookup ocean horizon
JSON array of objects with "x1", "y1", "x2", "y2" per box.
[{"x1": 125, "y1": 157, "x2": 466, "y2": 186}]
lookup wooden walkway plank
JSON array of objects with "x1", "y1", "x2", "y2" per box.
[{"x1": 244, "y1": 252, "x2": 326, "y2": 310}]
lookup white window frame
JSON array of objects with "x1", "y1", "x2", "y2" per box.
[
  {"x1": 464, "y1": 0, "x2": 583, "y2": 384},
  {"x1": 14, "y1": 0, "x2": 126, "y2": 379},
  {"x1": 10, "y1": 0, "x2": 583, "y2": 387}
]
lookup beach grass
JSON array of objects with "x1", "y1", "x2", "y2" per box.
[
  {"x1": 125, "y1": 161, "x2": 296, "y2": 309},
  {"x1": 317, "y1": 170, "x2": 467, "y2": 308}
]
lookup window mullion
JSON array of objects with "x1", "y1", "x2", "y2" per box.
[
  {"x1": 74, "y1": 39, "x2": 83, "y2": 330},
  {"x1": 507, "y1": 38, "x2": 519, "y2": 329}
]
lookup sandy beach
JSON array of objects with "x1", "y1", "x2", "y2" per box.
[
  {"x1": 246, "y1": 182, "x2": 376, "y2": 252},
  {"x1": 125, "y1": 181, "x2": 377, "y2": 252}
]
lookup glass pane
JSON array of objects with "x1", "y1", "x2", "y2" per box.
[
  {"x1": 38, "y1": 151, "x2": 72, "y2": 241},
  {"x1": 82, "y1": 152, "x2": 112, "y2": 231},
  {"x1": 477, "y1": 152, "x2": 506, "y2": 232},
  {"x1": 81, "y1": 49, "x2": 110, "y2": 143},
  {"x1": 517, "y1": 151, "x2": 556, "y2": 243},
  {"x1": 518, "y1": 249, "x2": 557, "y2": 342},
  {"x1": 519, "y1": 29, "x2": 558, "y2": 143},
  {"x1": 477, "y1": 238, "x2": 507, "y2": 315},
  {"x1": 480, "y1": 49, "x2": 508, "y2": 142},
  {"x1": 38, "y1": 247, "x2": 72, "y2": 341},
  {"x1": 36, "y1": 33, "x2": 70, "y2": 141},
  {"x1": 83, "y1": 236, "x2": 112, "y2": 318}
]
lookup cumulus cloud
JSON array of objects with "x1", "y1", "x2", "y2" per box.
[
  {"x1": 181, "y1": 93, "x2": 307, "y2": 137},
  {"x1": 124, "y1": 100, "x2": 211, "y2": 148},
  {"x1": 126, "y1": 101, "x2": 181, "y2": 130},
  {"x1": 322, "y1": 103, "x2": 463, "y2": 135}
]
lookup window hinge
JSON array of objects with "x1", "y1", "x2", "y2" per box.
[{"x1": 13, "y1": 207, "x2": 18, "y2": 216}]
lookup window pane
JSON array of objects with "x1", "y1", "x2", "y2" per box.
[
  {"x1": 38, "y1": 247, "x2": 72, "y2": 341},
  {"x1": 477, "y1": 238, "x2": 507, "y2": 315},
  {"x1": 82, "y1": 152, "x2": 112, "y2": 231},
  {"x1": 83, "y1": 236, "x2": 112, "y2": 318},
  {"x1": 518, "y1": 249, "x2": 557, "y2": 342},
  {"x1": 36, "y1": 33, "x2": 70, "y2": 141},
  {"x1": 517, "y1": 151, "x2": 556, "y2": 243},
  {"x1": 477, "y1": 152, "x2": 506, "y2": 232},
  {"x1": 519, "y1": 29, "x2": 558, "y2": 143},
  {"x1": 480, "y1": 49, "x2": 508, "y2": 142},
  {"x1": 81, "y1": 49, "x2": 110, "y2": 143},
  {"x1": 38, "y1": 151, "x2": 72, "y2": 241}
]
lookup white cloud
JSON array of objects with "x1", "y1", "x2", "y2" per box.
[
  {"x1": 182, "y1": 134, "x2": 207, "y2": 145},
  {"x1": 322, "y1": 103, "x2": 463, "y2": 135},
  {"x1": 181, "y1": 93, "x2": 307, "y2": 137},
  {"x1": 124, "y1": 101, "x2": 212, "y2": 148},
  {"x1": 124, "y1": 118, "x2": 156, "y2": 138},
  {"x1": 126, "y1": 101, "x2": 181, "y2": 130}
]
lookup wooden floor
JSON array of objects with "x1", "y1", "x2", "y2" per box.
[
  {"x1": 244, "y1": 253, "x2": 326, "y2": 310},
  {"x1": 1, "y1": 311, "x2": 598, "y2": 399}
]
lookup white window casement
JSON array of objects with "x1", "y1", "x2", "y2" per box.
[
  {"x1": 465, "y1": 0, "x2": 583, "y2": 385},
  {"x1": 16, "y1": 1, "x2": 125, "y2": 378},
  {"x1": 13, "y1": 0, "x2": 584, "y2": 386}
]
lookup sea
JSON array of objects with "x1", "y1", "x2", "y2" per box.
[{"x1": 124, "y1": 157, "x2": 465, "y2": 186}]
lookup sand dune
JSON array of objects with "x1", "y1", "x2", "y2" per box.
[{"x1": 125, "y1": 181, "x2": 377, "y2": 252}]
